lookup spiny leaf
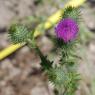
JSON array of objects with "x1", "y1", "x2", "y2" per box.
[{"x1": 35, "y1": 47, "x2": 53, "y2": 70}]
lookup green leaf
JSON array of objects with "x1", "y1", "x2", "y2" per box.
[{"x1": 35, "y1": 47, "x2": 53, "y2": 70}]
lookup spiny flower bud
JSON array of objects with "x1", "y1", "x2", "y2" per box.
[
  {"x1": 9, "y1": 24, "x2": 30, "y2": 44},
  {"x1": 55, "y1": 18, "x2": 79, "y2": 43},
  {"x1": 63, "y1": 6, "x2": 81, "y2": 23},
  {"x1": 48, "y1": 66, "x2": 80, "y2": 94}
]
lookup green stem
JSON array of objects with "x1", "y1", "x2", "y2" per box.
[{"x1": 35, "y1": 46, "x2": 52, "y2": 70}]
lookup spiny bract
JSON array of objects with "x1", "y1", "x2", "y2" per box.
[
  {"x1": 9, "y1": 24, "x2": 30, "y2": 44},
  {"x1": 48, "y1": 66, "x2": 80, "y2": 95},
  {"x1": 63, "y1": 6, "x2": 81, "y2": 23}
]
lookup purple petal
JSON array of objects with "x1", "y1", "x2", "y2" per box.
[{"x1": 55, "y1": 18, "x2": 79, "y2": 43}]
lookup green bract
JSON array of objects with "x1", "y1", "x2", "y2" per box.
[
  {"x1": 48, "y1": 66, "x2": 80, "y2": 95},
  {"x1": 9, "y1": 24, "x2": 30, "y2": 44},
  {"x1": 63, "y1": 6, "x2": 81, "y2": 23}
]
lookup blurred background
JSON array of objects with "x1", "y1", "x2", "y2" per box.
[{"x1": 0, "y1": 0, "x2": 95, "y2": 95}]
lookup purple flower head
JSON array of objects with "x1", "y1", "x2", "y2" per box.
[{"x1": 55, "y1": 18, "x2": 79, "y2": 43}]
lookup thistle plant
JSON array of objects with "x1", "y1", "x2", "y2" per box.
[{"x1": 9, "y1": 6, "x2": 81, "y2": 95}]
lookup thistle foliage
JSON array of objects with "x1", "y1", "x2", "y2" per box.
[
  {"x1": 48, "y1": 6, "x2": 81, "y2": 95},
  {"x1": 47, "y1": 39, "x2": 80, "y2": 95},
  {"x1": 35, "y1": 47, "x2": 53, "y2": 70},
  {"x1": 9, "y1": 6, "x2": 81, "y2": 95}
]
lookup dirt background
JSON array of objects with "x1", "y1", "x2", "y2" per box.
[{"x1": 0, "y1": 0, "x2": 95, "y2": 95}]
